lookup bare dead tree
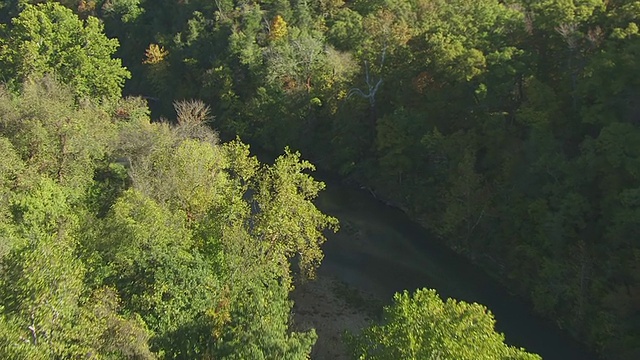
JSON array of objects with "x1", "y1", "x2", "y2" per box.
[
  {"x1": 173, "y1": 99, "x2": 219, "y2": 145},
  {"x1": 174, "y1": 99, "x2": 211, "y2": 126},
  {"x1": 556, "y1": 23, "x2": 583, "y2": 108},
  {"x1": 347, "y1": 46, "x2": 387, "y2": 109},
  {"x1": 556, "y1": 22, "x2": 579, "y2": 50}
]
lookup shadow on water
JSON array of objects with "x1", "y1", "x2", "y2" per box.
[
  {"x1": 313, "y1": 174, "x2": 602, "y2": 360},
  {"x1": 252, "y1": 148, "x2": 601, "y2": 360}
]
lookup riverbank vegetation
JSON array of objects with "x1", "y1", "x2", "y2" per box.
[
  {"x1": 0, "y1": 0, "x2": 637, "y2": 358},
  {"x1": 0, "y1": 71, "x2": 339, "y2": 357},
  {"x1": 349, "y1": 288, "x2": 540, "y2": 360},
  {"x1": 0, "y1": 5, "x2": 339, "y2": 358}
]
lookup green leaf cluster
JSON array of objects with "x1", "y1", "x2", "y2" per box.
[
  {"x1": 0, "y1": 2, "x2": 130, "y2": 100},
  {"x1": 349, "y1": 288, "x2": 540, "y2": 360}
]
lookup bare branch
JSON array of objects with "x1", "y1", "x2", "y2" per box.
[
  {"x1": 347, "y1": 49, "x2": 385, "y2": 107},
  {"x1": 556, "y1": 23, "x2": 579, "y2": 50},
  {"x1": 173, "y1": 99, "x2": 212, "y2": 126}
]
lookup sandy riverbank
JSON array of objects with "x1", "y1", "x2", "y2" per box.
[{"x1": 290, "y1": 275, "x2": 383, "y2": 360}]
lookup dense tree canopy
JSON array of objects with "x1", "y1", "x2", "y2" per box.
[
  {"x1": 2, "y1": 0, "x2": 639, "y2": 358},
  {"x1": 0, "y1": 76, "x2": 332, "y2": 358},
  {"x1": 0, "y1": 2, "x2": 130, "y2": 100}
]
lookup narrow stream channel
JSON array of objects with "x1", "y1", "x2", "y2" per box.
[{"x1": 312, "y1": 174, "x2": 602, "y2": 360}]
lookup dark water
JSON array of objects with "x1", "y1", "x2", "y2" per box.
[
  {"x1": 250, "y1": 147, "x2": 601, "y2": 359},
  {"x1": 312, "y1": 175, "x2": 602, "y2": 360}
]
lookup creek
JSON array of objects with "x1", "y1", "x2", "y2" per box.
[{"x1": 311, "y1": 173, "x2": 602, "y2": 360}]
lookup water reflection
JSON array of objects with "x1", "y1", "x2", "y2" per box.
[{"x1": 315, "y1": 178, "x2": 601, "y2": 360}]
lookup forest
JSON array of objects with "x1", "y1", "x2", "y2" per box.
[{"x1": 0, "y1": 0, "x2": 638, "y2": 359}]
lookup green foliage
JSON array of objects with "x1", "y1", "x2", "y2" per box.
[
  {"x1": 101, "y1": 0, "x2": 640, "y2": 355},
  {"x1": 327, "y1": 8, "x2": 364, "y2": 50},
  {"x1": 0, "y1": 176, "x2": 155, "y2": 359},
  {"x1": 0, "y1": 137, "x2": 24, "y2": 258},
  {"x1": 213, "y1": 276, "x2": 317, "y2": 360},
  {"x1": 211, "y1": 227, "x2": 317, "y2": 359},
  {"x1": 0, "y1": 76, "x2": 342, "y2": 358},
  {"x1": 349, "y1": 288, "x2": 540, "y2": 360},
  {"x1": 254, "y1": 148, "x2": 339, "y2": 279},
  {"x1": 0, "y1": 77, "x2": 116, "y2": 197},
  {"x1": 101, "y1": 0, "x2": 144, "y2": 23},
  {"x1": 89, "y1": 189, "x2": 222, "y2": 356},
  {"x1": 0, "y1": 177, "x2": 84, "y2": 357},
  {"x1": 0, "y1": 2, "x2": 130, "y2": 100},
  {"x1": 5, "y1": 0, "x2": 637, "y2": 357}
]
